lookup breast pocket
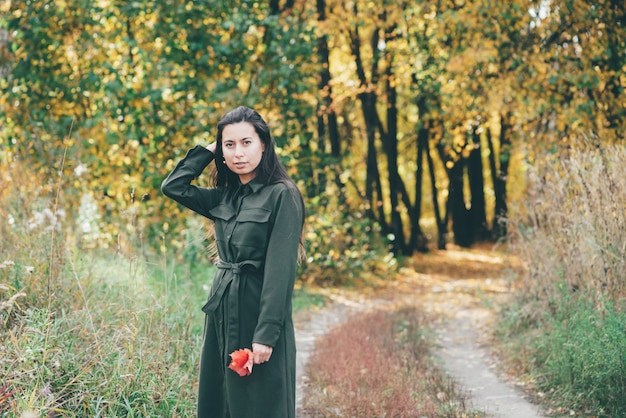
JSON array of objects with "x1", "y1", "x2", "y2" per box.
[
  {"x1": 232, "y1": 207, "x2": 272, "y2": 250},
  {"x1": 208, "y1": 204, "x2": 235, "y2": 240}
]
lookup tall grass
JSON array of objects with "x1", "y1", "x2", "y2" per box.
[
  {"x1": 500, "y1": 142, "x2": 626, "y2": 417},
  {"x1": 0, "y1": 159, "x2": 215, "y2": 416},
  {"x1": 0, "y1": 242, "x2": 213, "y2": 416},
  {"x1": 510, "y1": 142, "x2": 625, "y2": 300}
]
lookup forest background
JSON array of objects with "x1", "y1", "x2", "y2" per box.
[{"x1": 0, "y1": 0, "x2": 625, "y2": 416}]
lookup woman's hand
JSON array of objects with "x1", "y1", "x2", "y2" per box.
[
  {"x1": 251, "y1": 343, "x2": 273, "y2": 364},
  {"x1": 206, "y1": 142, "x2": 217, "y2": 153}
]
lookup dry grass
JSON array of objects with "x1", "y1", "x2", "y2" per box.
[
  {"x1": 509, "y1": 142, "x2": 625, "y2": 304},
  {"x1": 498, "y1": 141, "x2": 626, "y2": 417}
]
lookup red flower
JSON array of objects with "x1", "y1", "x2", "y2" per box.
[{"x1": 228, "y1": 348, "x2": 254, "y2": 376}]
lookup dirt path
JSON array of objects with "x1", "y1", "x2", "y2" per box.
[
  {"x1": 294, "y1": 246, "x2": 545, "y2": 418},
  {"x1": 438, "y1": 310, "x2": 543, "y2": 417},
  {"x1": 294, "y1": 292, "x2": 373, "y2": 417}
]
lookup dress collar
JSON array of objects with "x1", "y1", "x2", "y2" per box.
[{"x1": 237, "y1": 177, "x2": 264, "y2": 194}]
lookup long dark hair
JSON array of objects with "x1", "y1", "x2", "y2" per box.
[
  {"x1": 211, "y1": 106, "x2": 290, "y2": 188},
  {"x1": 211, "y1": 106, "x2": 306, "y2": 257}
]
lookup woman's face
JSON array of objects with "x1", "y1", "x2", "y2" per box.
[{"x1": 221, "y1": 122, "x2": 265, "y2": 184}]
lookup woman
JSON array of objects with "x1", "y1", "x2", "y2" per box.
[{"x1": 161, "y1": 106, "x2": 305, "y2": 418}]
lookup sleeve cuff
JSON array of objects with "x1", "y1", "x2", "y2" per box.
[
  {"x1": 185, "y1": 145, "x2": 215, "y2": 171},
  {"x1": 252, "y1": 320, "x2": 283, "y2": 348}
]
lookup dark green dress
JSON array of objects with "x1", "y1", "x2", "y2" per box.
[{"x1": 161, "y1": 146, "x2": 302, "y2": 418}]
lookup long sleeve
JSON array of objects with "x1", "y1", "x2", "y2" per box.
[
  {"x1": 253, "y1": 184, "x2": 303, "y2": 347},
  {"x1": 161, "y1": 145, "x2": 223, "y2": 219}
]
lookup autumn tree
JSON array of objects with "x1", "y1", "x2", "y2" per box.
[{"x1": 2, "y1": 0, "x2": 624, "y2": 262}]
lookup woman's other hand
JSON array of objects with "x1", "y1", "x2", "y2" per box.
[
  {"x1": 251, "y1": 342, "x2": 273, "y2": 364},
  {"x1": 206, "y1": 142, "x2": 217, "y2": 153}
]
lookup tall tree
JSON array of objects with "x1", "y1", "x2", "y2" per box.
[
  {"x1": 314, "y1": 0, "x2": 341, "y2": 197},
  {"x1": 347, "y1": 3, "x2": 389, "y2": 234}
]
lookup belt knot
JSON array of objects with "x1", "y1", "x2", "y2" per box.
[
  {"x1": 202, "y1": 259, "x2": 264, "y2": 366},
  {"x1": 216, "y1": 260, "x2": 263, "y2": 276}
]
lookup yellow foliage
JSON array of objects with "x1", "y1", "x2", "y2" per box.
[{"x1": 1, "y1": 0, "x2": 624, "y2": 261}]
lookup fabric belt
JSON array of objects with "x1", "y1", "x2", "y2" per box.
[{"x1": 202, "y1": 260, "x2": 263, "y2": 361}]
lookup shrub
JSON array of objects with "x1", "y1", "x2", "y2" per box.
[
  {"x1": 531, "y1": 293, "x2": 626, "y2": 416},
  {"x1": 299, "y1": 203, "x2": 396, "y2": 287},
  {"x1": 500, "y1": 290, "x2": 626, "y2": 417}
]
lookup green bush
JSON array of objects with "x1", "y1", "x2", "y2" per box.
[
  {"x1": 531, "y1": 293, "x2": 626, "y2": 417},
  {"x1": 299, "y1": 204, "x2": 396, "y2": 287},
  {"x1": 499, "y1": 290, "x2": 626, "y2": 417}
]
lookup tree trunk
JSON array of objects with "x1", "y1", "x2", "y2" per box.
[
  {"x1": 492, "y1": 113, "x2": 511, "y2": 238},
  {"x1": 486, "y1": 125, "x2": 498, "y2": 228},
  {"x1": 349, "y1": 17, "x2": 388, "y2": 232},
  {"x1": 449, "y1": 157, "x2": 473, "y2": 247},
  {"x1": 315, "y1": 0, "x2": 341, "y2": 197},
  {"x1": 269, "y1": 0, "x2": 295, "y2": 14},
  {"x1": 467, "y1": 125, "x2": 489, "y2": 241},
  {"x1": 362, "y1": 93, "x2": 388, "y2": 231},
  {"x1": 410, "y1": 98, "x2": 432, "y2": 252},
  {"x1": 383, "y1": 53, "x2": 406, "y2": 254},
  {"x1": 425, "y1": 131, "x2": 446, "y2": 250},
  {"x1": 316, "y1": 0, "x2": 340, "y2": 158}
]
